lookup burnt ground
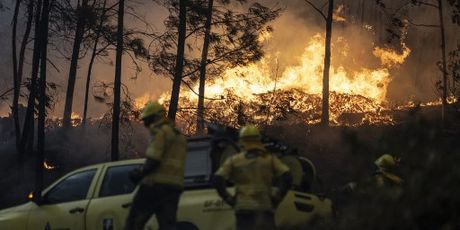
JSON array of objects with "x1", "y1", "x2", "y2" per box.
[{"x1": 1, "y1": 104, "x2": 460, "y2": 228}]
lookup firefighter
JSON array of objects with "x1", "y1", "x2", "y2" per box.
[
  {"x1": 124, "y1": 101, "x2": 187, "y2": 230},
  {"x1": 373, "y1": 154, "x2": 403, "y2": 187},
  {"x1": 340, "y1": 154, "x2": 403, "y2": 193},
  {"x1": 212, "y1": 124, "x2": 293, "y2": 230}
]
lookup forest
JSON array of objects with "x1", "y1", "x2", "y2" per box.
[{"x1": 0, "y1": 0, "x2": 460, "y2": 228}]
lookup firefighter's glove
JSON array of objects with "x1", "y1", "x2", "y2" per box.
[{"x1": 129, "y1": 168, "x2": 143, "y2": 184}]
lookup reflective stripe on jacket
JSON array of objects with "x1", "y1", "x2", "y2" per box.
[{"x1": 141, "y1": 123, "x2": 187, "y2": 188}]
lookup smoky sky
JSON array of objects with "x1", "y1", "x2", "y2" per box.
[{"x1": 0, "y1": 0, "x2": 459, "y2": 117}]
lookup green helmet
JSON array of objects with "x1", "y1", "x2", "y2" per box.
[
  {"x1": 140, "y1": 101, "x2": 165, "y2": 120},
  {"x1": 239, "y1": 124, "x2": 261, "y2": 141},
  {"x1": 374, "y1": 154, "x2": 397, "y2": 169}
]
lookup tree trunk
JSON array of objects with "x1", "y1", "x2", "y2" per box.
[
  {"x1": 83, "y1": 0, "x2": 107, "y2": 127},
  {"x1": 438, "y1": 0, "x2": 448, "y2": 126},
  {"x1": 63, "y1": 0, "x2": 89, "y2": 129},
  {"x1": 360, "y1": 0, "x2": 365, "y2": 26},
  {"x1": 11, "y1": 0, "x2": 21, "y2": 152},
  {"x1": 111, "y1": 0, "x2": 124, "y2": 161},
  {"x1": 20, "y1": 0, "x2": 43, "y2": 155},
  {"x1": 14, "y1": 0, "x2": 34, "y2": 153},
  {"x1": 36, "y1": 0, "x2": 51, "y2": 193},
  {"x1": 321, "y1": 0, "x2": 333, "y2": 127},
  {"x1": 168, "y1": 0, "x2": 187, "y2": 121},
  {"x1": 197, "y1": 0, "x2": 213, "y2": 135}
]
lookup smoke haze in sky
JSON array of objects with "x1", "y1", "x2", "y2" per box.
[{"x1": 0, "y1": 0, "x2": 459, "y2": 117}]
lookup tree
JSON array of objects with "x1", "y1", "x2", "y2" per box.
[
  {"x1": 151, "y1": 0, "x2": 280, "y2": 124},
  {"x1": 36, "y1": 0, "x2": 51, "y2": 192},
  {"x1": 11, "y1": 0, "x2": 21, "y2": 152},
  {"x1": 20, "y1": 0, "x2": 43, "y2": 155},
  {"x1": 447, "y1": 41, "x2": 460, "y2": 100},
  {"x1": 82, "y1": 0, "x2": 108, "y2": 126},
  {"x1": 304, "y1": 0, "x2": 334, "y2": 127},
  {"x1": 112, "y1": 0, "x2": 125, "y2": 161},
  {"x1": 62, "y1": 0, "x2": 90, "y2": 129},
  {"x1": 438, "y1": 0, "x2": 448, "y2": 125},
  {"x1": 168, "y1": 0, "x2": 188, "y2": 121},
  {"x1": 12, "y1": 0, "x2": 34, "y2": 153},
  {"x1": 379, "y1": 0, "x2": 454, "y2": 125},
  {"x1": 196, "y1": 0, "x2": 213, "y2": 134}
]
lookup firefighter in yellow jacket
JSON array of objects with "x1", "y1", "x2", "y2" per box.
[
  {"x1": 373, "y1": 154, "x2": 403, "y2": 187},
  {"x1": 125, "y1": 101, "x2": 187, "y2": 230},
  {"x1": 213, "y1": 125, "x2": 293, "y2": 230}
]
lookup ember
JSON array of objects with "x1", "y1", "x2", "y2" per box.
[{"x1": 43, "y1": 160, "x2": 55, "y2": 170}]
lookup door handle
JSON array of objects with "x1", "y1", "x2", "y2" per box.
[
  {"x1": 121, "y1": 202, "x2": 132, "y2": 209},
  {"x1": 69, "y1": 207, "x2": 85, "y2": 214}
]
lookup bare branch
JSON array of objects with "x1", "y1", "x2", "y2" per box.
[
  {"x1": 304, "y1": 0, "x2": 327, "y2": 21},
  {"x1": 407, "y1": 18, "x2": 440, "y2": 28},
  {"x1": 0, "y1": 83, "x2": 27, "y2": 100},
  {"x1": 417, "y1": 1, "x2": 439, "y2": 8},
  {"x1": 179, "y1": 78, "x2": 224, "y2": 101},
  {"x1": 47, "y1": 58, "x2": 61, "y2": 72}
]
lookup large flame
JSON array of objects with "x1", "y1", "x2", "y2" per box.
[
  {"x1": 158, "y1": 33, "x2": 409, "y2": 133},
  {"x1": 182, "y1": 34, "x2": 394, "y2": 103}
]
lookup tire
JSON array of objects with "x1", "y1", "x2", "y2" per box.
[{"x1": 177, "y1": 222, "x2": 199, "y2": 230}]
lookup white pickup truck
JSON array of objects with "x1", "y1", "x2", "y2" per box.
[{"x1": 0, "y1": 136, "x2": 332, "y2": 230}]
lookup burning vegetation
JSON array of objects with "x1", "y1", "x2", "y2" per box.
[{"x1": 144, "y1": 33, "x2": 412, "y2": 134}]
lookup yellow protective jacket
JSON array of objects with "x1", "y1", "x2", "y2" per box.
[
  {"x1": 374, "y1": 169, "x2": 403, "y2": 188},
  {"x1": 215, "y1": 149, "x2": 290, "y2": 211},
  {"x1": 141, "y1": 122, "x2": 187, "y2": 188}
]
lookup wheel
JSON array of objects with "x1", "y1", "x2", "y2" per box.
[{"x1": 177, "y1": 222, "x2": 199, "y2": 230}]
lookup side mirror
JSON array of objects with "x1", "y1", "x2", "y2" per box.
[{"x1": 27, "y1": 191, "x2": 44, "y2": 205}]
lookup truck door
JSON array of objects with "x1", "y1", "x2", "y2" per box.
[
  {"x1": 27, "y1": 168, "x2": 98, "y2": 230},
  {"x1": 86, "y1": 164, "x2": 142, "y2": 230}
]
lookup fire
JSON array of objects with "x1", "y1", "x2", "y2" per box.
[
  {"x1": 373, "y1": 43, "x2": 411, "y2": 67},
  {"x1": 373, "y1": 22, "x2": 411, "y2": 68},
  {"x1": 70, "y1": 112, "x2": 82, "y2": 127},
  {"x1": 333, "y1": 4, "x2": 347, "y2": 22},
  {"x1": 181, "y1": 34, "x2": 392, "y2": 102},
  {"x1": 43, "y1": 159, "x2": 55, "y2": 170},
  {"x1": 157, "y1": 33, "x2": 411, "y2": 134},
  {"x1": 395, "y1": 96, "x2": 458, "y2": 110},
  {"x1": 71, "y1": 112, "x2": 80, "y2": 120},
  {"x1": 258, "y1": 30, "x2": 272, "y2": 43},
  {"x1": 134, "y1": 94, "x2": 153, "y2": 110}
]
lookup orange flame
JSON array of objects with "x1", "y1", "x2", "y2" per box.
[
  {"x1": 43, "y1": 159, "x2": 55, "y2": 170},
  {"x1": 134, "y1": 94, "x2": 153, "y2": 110},
  {"x1": 333, "y1": 4, "x2": 347, "y2": 22},
  {"x1": 373, "y1": 43, "x2": 411, "y2": 67},
  {"x1": 157, "y1": 33, "x2": 413, "y2": 133}
]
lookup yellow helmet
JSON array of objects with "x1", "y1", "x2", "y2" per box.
[
  {"x1": 139, "y1": 101, "x2": 165, "y2": 120},
  {"x1": 374, "y1": 154, "x2": 397, "y2": 169},
  {"x1": 239, "y1": 124, "x2": 261, "y2": 140},
  {"x1": 239, "y1": 124, "x2": 264, "y2": 150}
]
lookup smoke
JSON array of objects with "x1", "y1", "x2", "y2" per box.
[
  {"x1": 0, "y1": 0, "x2": 460, "y2": 118},
  {"x1": 0, "y1": 117, "x2": 150, "y2": 209},
  {"x1": 0, "y1": 0, "x2": 171, "y2": 118}
]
